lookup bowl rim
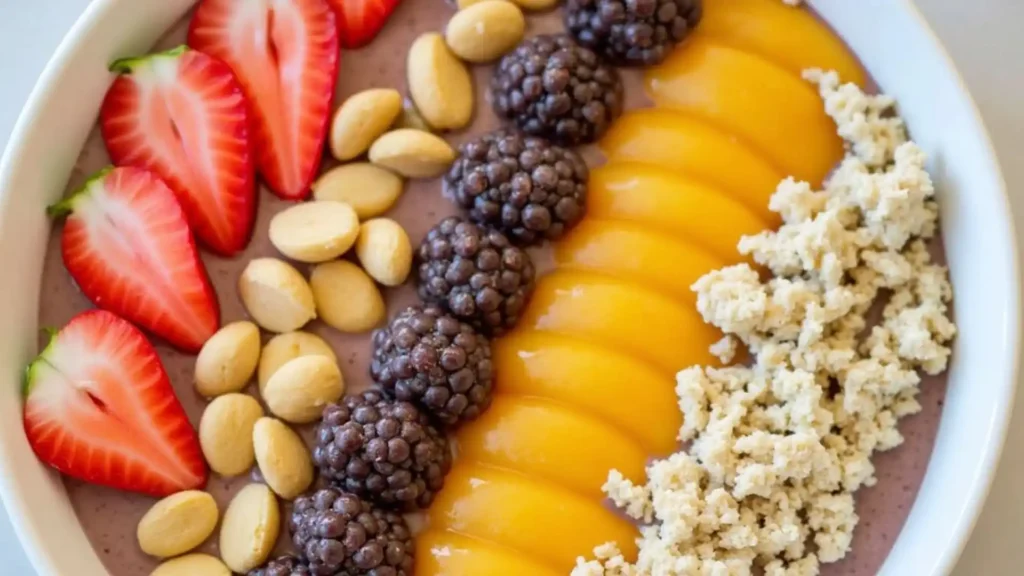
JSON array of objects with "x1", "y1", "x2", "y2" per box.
[{"x1": 0, "y1": 0, "x2": 1017, "y2": 574}]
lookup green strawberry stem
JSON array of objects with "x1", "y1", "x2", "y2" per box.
[
  {"x1": 109, "y1": 45, "x2": 188, "y2": 74},
  {"x1": 46, "y1": 166, "x2": 113, "y2": 218}
]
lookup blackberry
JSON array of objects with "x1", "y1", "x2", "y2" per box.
[
  {"x1": 490, "y1": 34, "x2": 623, "y2": 145},
  {"x1": 444, "y1": 130, "x2": 588, "y2": 245},
  {"x1": 290, "y1": 487, "x2": 413, "y2": 576},
  {"x1": 565, "y1": 0, "x2": 702, "y2": 65},
  {"x1": 313, "y1": 390, "x2": 451, "y2": 509},
  {"x1": 417, "y1": 217, "x2": 536, "y2": 334},
  {"x1": 371, "y1": 305, "x2": 493, "y2": 425},
  {"x1": 247, "y1": 556, "x2": 311, "y2": 576}
]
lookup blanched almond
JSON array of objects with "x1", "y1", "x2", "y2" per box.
[
  {"x1": 219, "y1": 483, "x2": 280, "y2": 573},
  {"x1": 262, "y1": 355, "x2": 344, "y2": 423},
  {"x1": 268, "y1": 201, "x2": 360, "y2": 263},
  {"x1": 355, "y1": 218, "x2": 412, "y2": 287},
  {"x1": 312, "y1": 163, "x2": 404, "y2": 219},
  {"x1": 407, "y1": 33, "x2": 474, "y2": 130},
  {"x1": 368, "y1": 129, "x2": 455, "y2": 179},
  {"x1": 137, "y1": 491, "x2": 218, "y2": 558},
  {"x1": 238, "y1": 258, "x2": 316, "y2": 333},
  {"x1": 310, "y1": 260, "x2": 386, "y2": 333},
  {"x1": 150, "y1": 554, "x2": 230, "y2": 576},
  {"x1": 258, "y1": 331, "x2": 337, "y2": 394},
  {"x1": 330, "y1": 88, "x2": 403, "y2": 161},
  {"x1": 446, "y1": 1, "x2": 526, "y2": 63},
  {"x1": 194, "y1": 321, "x2": 261, "y2": 397},
  {"x1": 252, "y1": 417, "x2": 314, "y2": 499},
  {"x1": 199, "y1": 393, "x2": 264, "y2": 477}
]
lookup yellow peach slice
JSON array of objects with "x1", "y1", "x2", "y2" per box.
[
  {"x1": 646, "y1": 36, "x2": 843, "y2": 185},
  {"x1": 493, "y1": 331, "x2": 680, "y2": 454},
  {"x1": 415, "y1": 530, "x2": 561, "y2": 576},
  {"x1": 599, "y1": 110, "x2": 782, "y2": 222},
  {"x1": 701, "y1": 0, "x2": 867, "y2": 86},
  {"x1": 453, "y1": 395, "x2": 647, "y2": 498},
  {"x1": 585, "y1": 162, "x2": 771, "y2": 262},
  {"x1": 427, "y1": 463, "x2": 637, "y2": 570},
  {"x1": 555, "y1": 218, "x2": 726, "y2": 306},
  {"x1": 518, "y1": 271, "x2": 720, "y2": 375}
]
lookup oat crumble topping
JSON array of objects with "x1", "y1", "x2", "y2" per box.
[{"x1": 573, "y1": 70, "x2": 957, "y2": 576}]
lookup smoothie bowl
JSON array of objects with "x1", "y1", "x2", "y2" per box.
[{"x1": 0, "y1": 0, "x2": 1016, "y2": 574}]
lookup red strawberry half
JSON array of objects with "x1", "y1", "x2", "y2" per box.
[
  {"x1": 49, "y1": 166, "x2": 220, "y2": 353},
  {"x1": 24, "y1": 310, "x2": 207, "y2": 497},
  {"x1": 100, "y1": 46, "x2": 256, "y2": 256},
  {"x1": 188, "y1": 0, "x2": 339, "y2": 200},
  {"x1": 328, "y1": 0, "x2": 401, "y2": 49}
]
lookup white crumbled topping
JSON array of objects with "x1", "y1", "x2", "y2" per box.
[
  {"x1": 574, "y1": 73, "x2": 956, "y2": 576},
  {"x1": 781, "y1": 0, "x2": 802, "y2": 6},
  {"x1": 710, "y1": 335, "x2": 739, "y2": 364}
]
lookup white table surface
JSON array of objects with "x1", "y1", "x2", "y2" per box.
[{"x1": 0, "y1": 0, "x2": 1022, "y2": 574}]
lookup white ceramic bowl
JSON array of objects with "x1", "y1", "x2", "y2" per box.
[{"x1": 0, "y1": 0, "x2": 1016, "y2": 574}]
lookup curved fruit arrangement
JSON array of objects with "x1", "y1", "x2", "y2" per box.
[{"x1": 418, "y1": 0, "x2": 866, "y2": 573}]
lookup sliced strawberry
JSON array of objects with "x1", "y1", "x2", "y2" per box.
[
  {"x1": 24, "y1": 310, "x2": 207, "y2": 497},
  {"x1": 100, "y1": 46, "x2": 256, "y2": 256},
  {"x1": 328, "y1": 0, "x2": 401, "y2": 49},
  {"x1": 49, "y1": 166, "x2": 220, "y2": 353},
  {"x1": 188, "y1": 0, "x2": 339, "y2": 200}
]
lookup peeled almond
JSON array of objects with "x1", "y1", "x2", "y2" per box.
[
  {"x1": 258, "y1": 331, "x2": 337, "y2": 394},
  {"x1": 446, "y1": 1, "x2": 526, "y2": 63},
  {"x1": 329, "y1": 88, "x2": 403, "y2": 161},
  {"x1": 150, "y1": 554, "x2": 230, "y2": 576},
  {"x1": 252, "y1": 417, "x2": 315, "y2": 499},
  {"x1": 309, "y1": 260, "x2": 386, "y2": 333},
  {"x1": 312, "y1": 163, "x2": 404, "y2": 219},
  {"x1": 198, "y1": 393, "x2": 264, "y2": 477},
  {"x1": 355, "y1": 218, "x2": 412, "y2": 286},
  {"x1": 238, "y1": 258, "x2": 316, "y2": 333},
  {"x1": 194, "y1": 321, "x2": 261, "y2": 397},
  {"x1": 219, "y1": 484, "x2": 280, "y2": 573},
  {"x1": 407, "y1": 33, "x2": 474, "y2": 130},
  {"x1": 137, "y1": 491, "x2": 218, "y2": 558},
  {"x1": 268, "y1": 201, "x2": 360, "y2": 263},
  {"x1": 263, "y1": 355, "x2": 344, "y2": 423},
  {"x1": 369, "y1": 129, "x2": 456, "y2": 179}
]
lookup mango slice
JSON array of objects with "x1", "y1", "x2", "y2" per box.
[
  {"x1": 415, "y1": 530, "x2": 561, "y2": 576},
  {"x1": 453, "y1": 395, "x2": 647, "y2": 498},
  {"x1": 646, "y1": 36, "x2": 843, "y2": 185},
  {"x1": 493, "y1": 331, "x2": 680, "y2": 454},
  {"x1": 701, "y1": 0, "x2": 867, "y2": 86},
  {"x1": 518, "y1": 271, "x2": 720, "y2": 375},
  {"x1": 427, "y1": 463, "x2": 637, "y2": 570},
  {"x1": 555, "y1": 218, "x2": 726, "y2": 306},
  {"x1": 599, "y1": 110, "x2": 782, "y2": 222}
]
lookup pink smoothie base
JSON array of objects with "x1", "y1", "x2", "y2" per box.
[{"x1": 36, "y1": 4, "x2": 949, "y2": 576}]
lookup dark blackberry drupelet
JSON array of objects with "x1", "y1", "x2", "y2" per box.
[
  {"x1": 417, "y1": 216, "x2": 536, "y2": 334},
  {"x1": 247, "y1": 556, "x2": 312, "y2": 576},
  {"x1": 490, "y1": 34, "x2": 623, "y2": 145},
  {"x1": 313, "y1": 390, "x2": 451, "y2": 509},
  {"x1": 444, "y1": 130, "x2": 588, "y2": 245},
  {"x1": 290, "y1": 487, "x2": 413, "y2": 576},
  {"x1": 371, "y1": 305, "x2": 493, "y2": 425},
  {"x1": 565, "y1": 0, "x2": 702, "y2": 66}
]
